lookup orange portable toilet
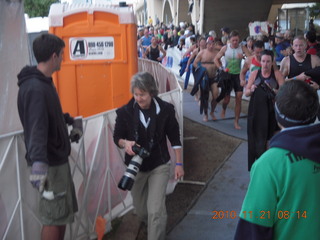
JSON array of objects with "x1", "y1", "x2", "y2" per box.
[{"x1": 48, "y1": 2, "x2": 137, "y2": 117}]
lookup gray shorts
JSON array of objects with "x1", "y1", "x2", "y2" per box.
[{"x1": 39, "y1": 162, "x2": 78, "y2": 226}]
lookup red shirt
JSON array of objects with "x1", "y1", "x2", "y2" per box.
[{"x1": 307, "y1": 42, "x2": 318, "y2": 55}]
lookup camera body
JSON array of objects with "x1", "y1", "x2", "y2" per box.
[
  {"x1": 118, "y1": 145, "x2": 150, "y2": 191},
  {"x1": 69, "y1": 116, "x2": 83, "y2": 143}
]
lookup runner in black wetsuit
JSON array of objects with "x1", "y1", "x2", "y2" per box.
[
  {"x1": 145, "y1": 36, "x2": 166, "y2": 63},
  {"x1": 149, "y1": 44, "x2": 161, "y2": 62},
  {"x1": 288, "y1": 54, "x2": 312, "y2": 78},
  {"x1": 280, "y1": 36, "x2": 320, "y2": 90},
  {"x1": 183, "y1": 37, "x2": 207, "y2": 90},
  {"x1": 245, "y1": 50, "x2": 284, "y2": 171}
]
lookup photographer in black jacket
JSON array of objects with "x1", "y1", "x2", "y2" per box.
[{"x1": 114, "y1": 72, "x2": 184, "y2": 240}]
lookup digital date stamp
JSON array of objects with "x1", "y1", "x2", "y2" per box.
[{"x1": 211, "y1": 210, "x2": 307, "y2": 220}]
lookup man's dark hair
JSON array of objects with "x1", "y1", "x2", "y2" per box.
[
  {"x1": 197, "y1": 36, "x2": 206, "y2": 42},
  {"x1": 190, "y1": 35, "x2": 196, "y2": 42},
  {"x1": 229, "y1": 30, "x2": 239, "y2": 39},
  {"x1": 221, "y1": 27, "x2": 230, "y2": 34},
  {"x1": 262, "y1": 35, "x2": 269, "y2": 43},
  {"x1": 306, "y1": 31, "x2": 317, "y2": 43},
  {"x1": 33, "y1": 33, "x2": 65, "y2": 63},
  {"x1": 275, "y1": 81, "x2": 319, "y2": 127},
  {"x1": 261, "y1": 49, "x2": 274, "y2": 60},
  {"x1": 253, "y1": 40, "x2": 264, "y2": 49},
  {"x1": 214, "y1": 38, "x2": 223, "y2": 46}
]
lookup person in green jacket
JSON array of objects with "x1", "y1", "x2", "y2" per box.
[{"x1": 235, "y1": 80, "x2": 320, "y2": 240}]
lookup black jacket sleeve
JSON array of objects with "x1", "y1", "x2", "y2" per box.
[
  {"x1": 234, "y1": 218, "x2": 273, "y2": 240},
  {"x1": 113, "y1": 107, "x2": 128, "y2": 148},
  {"x1": 165, "y1": 104, "x2": 181, "y2": 146},
  {"x1": 64, "y1": 113, "x2": 74, "y2": 125},
  {"x1": 20, "y1": 88, "x2": 49, "y2": 165}
]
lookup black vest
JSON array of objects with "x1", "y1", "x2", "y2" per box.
[
  {"x1": 288, "y1": 54, "x2": 312, "y2": 78},
  {"x1": 148, "y1": 45, "x2": 160, "y2": 62}
]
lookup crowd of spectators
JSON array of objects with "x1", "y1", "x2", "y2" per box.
[
  {"x1": 136, "y1": 18, "x2": 320, "y2": 161},
  {"x1": 134, "y1": 18, "x2": 320, "y2": 240},
  {"x1": 135, "y1": 20, "x2": 320, "y2": 122},
  {"x1": 136, "y1": 19, "x2": 319, "y2": 71},
  {"x1": 136, "y1": 21, "x2": 198, "y2": 60}
]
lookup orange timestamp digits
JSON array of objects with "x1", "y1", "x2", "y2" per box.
[
  {"x1": 242, "y1": 210, "x2": 307, "y2": 220},
  {"x1": 211, "y1": 210, "x2": 237, "y2": 219},
  {"x1": 211, "y1": 210, "x2": 307, "y2": 220}
]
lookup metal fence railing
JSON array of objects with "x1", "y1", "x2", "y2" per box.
[{"x1": 0, "y1": 59, "x2": 183, "y2": 240}]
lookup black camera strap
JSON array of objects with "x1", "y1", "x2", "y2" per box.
[
  {"x1": 133, "y1": 102, "x2": 140, "y2": 142},
  {"x1": 133, "y1": 100, "x2": 156, "y2": 152}
]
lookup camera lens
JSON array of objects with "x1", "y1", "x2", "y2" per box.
[
  {"x1": 118, "y1": 155, "x2": 143, "y2": 191},
  {"x1": 118, "y1": 145, "x2": 150, "y2": 191},
  {"x1": 118, "y1": 175, "x2": 134, "y2": 191}
]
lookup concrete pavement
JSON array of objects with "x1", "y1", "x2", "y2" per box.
[{"x1": 166, "y1": 90, "x2": 250, "y2": 240}]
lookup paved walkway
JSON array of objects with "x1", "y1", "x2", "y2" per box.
[{"x1": 166, "y1": 90, "x2": 250, "y2": 240}]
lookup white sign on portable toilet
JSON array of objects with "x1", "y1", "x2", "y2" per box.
[{"x1": 69, "y1": 36, "x2": 115, "y2": 60}]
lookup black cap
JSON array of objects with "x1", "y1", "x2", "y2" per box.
[
  {"x1": 221, "y1": 27, "x2": 230, "y2": 34},
  {"x1": 119, "y1": 2, "x2": 127, "y2": 7}
]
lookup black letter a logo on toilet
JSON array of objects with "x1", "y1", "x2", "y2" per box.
[{"x1": 70, "y1": 39, "x2": 88, "y2": 60}]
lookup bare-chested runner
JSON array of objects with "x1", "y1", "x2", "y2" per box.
[{"x1": 193, "y1": 37, "x2": 223, "y2": 121}]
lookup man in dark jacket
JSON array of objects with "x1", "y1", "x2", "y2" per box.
[{"x1": 17, "y1": 33, "x2": 80, "y2": 240}]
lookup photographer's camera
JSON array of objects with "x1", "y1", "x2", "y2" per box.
[{"x1": 118, "y1": 145, "x2": 150, "y2": 191}]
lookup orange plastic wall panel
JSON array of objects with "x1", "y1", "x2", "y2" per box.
[
  {"x1": 54, "y1": 65, "x2": 78, "y2": 116},
  {"x1": 75, "y1": 64, "x2": 112, "y2": 116}
]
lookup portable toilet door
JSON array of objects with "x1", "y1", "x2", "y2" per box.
[{"x1": 48, "y1": 3, "x2": 138, "y2": 117}]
